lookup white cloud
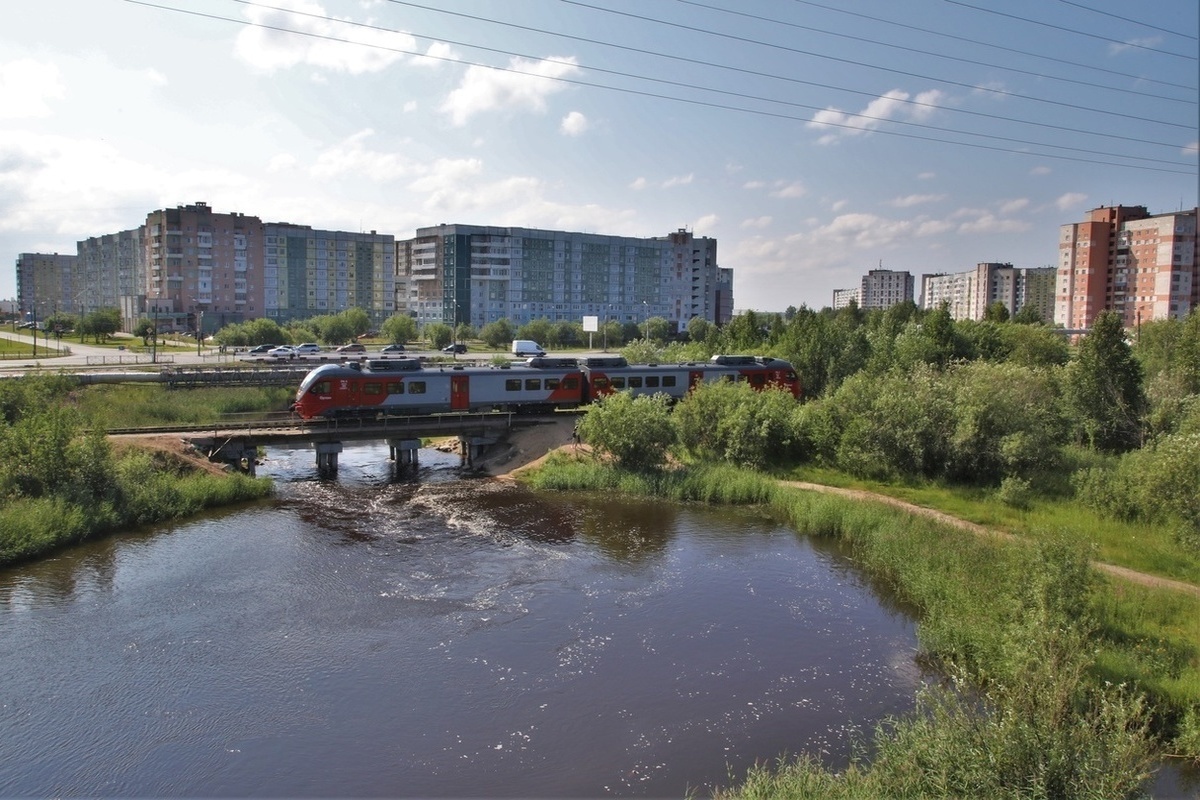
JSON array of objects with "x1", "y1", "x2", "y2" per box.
[
  {"x1": 662, "y1": 173, "x2": 694, "y2": 188},
  {"x1": 1030, "y1": 165, "x2": 1052, "y2": 175},
  {"x1": 234, "y1": 0, "x2": 415, "y2": 74},
  {"x1": 1108, "y1": 36, "x2": 1162, "y2": 56},
  {"x1": 0, "y1": 59, "x2": 64, "y2": 119},
  {"x1": 770, "y1": 181, "x2": 806, "y2": 198},
  {"x1": 742, "y1": 180, "x2": 766, "y2": 190},
  {"x1": 741, "y1": 216, "x2": 772, "y2": 229},
  {"x1": 1183, "y1": 141, "x2": 1199, "y2": 158},
  {"x1": 267, "y1": 153, "x2": 299, "y2": 173},
  {"x1": 1056, "y1": 192, "x2": 1088, "y2": 211},
  {"x1": 888, "y1": 193, "x2": 943, "y2": 208},
  {"x1": 440, "y1": 56, "x2": 579, "y2": 126},
  {"x1": 693, "y1": 214, "x2": 719, "y2": 235},
  {"x1": 629, "y1": 177, "x2": 648, "y2": 190},
  {"x1": 999, "y1": 198, "x2": 1029, "y2": 214},
  {"x1": 807, "y1": 89, "x2": 944, "y2": 145},
  {"x1": 918, "y1": 171, "x2": 936, "y2": 180},
  {"x1": 309, "y1": 129, "x2": 416, "y2": 181},
  {"x1": 560, "y1": 111, "x2": 588, "y2": 136}
]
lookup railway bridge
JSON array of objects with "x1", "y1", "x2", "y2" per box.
[{"x1": 112, "y1": 412, "x2": 559, "y2": 477}]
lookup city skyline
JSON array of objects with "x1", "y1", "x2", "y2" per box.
[{"x1": 2, "y1": 0, "x2": 1196, "y2": 310}]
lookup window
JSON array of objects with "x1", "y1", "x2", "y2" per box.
[
  {"x1": 312, "y1": 380, "x2": 330, "y2": 394},
  {"x1": 646, "y1": 376, "x2": 660, "y2": 388},
  {"x1": 364, "y1": 382, "x2": 383, "y2": 396},
  {"x1": 388, "y1": 382, "x2": 404, "y2": 395},
  {"x1": 564, "y1": 376, "x2": 579, "y2": 390},
  {"x1": 546, "y1": 377, "x2": 560, "y2": 389},
  {"x1": 506, "y1": 378, "x2": 522, "y2": 392},
  {"x1": 662, "y1": 375, "x2": 676, "y2": 387},
  {"x1": 751, "y1": 374, "x2": 766, "y2": 387},
  {"x1": 526, "y1": 379, "x2": 542, "y2": 391},
  {"x1": 593, "y1": 377, "x2": 609, "y2": 390},
  {"x1": 629, "y1": 376, "x2": 643, "y2": 389},
  {"x1": 408, "y1": 381, "x2": 426, "y2": 394},
  {"x1": 611, "y1": 377, "x2": 625, "y2": 389}
]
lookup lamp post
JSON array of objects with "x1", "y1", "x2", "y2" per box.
[
  {"x1": 151, "y1": 297, "x2": 159, "y2": 364},
  {"x1": 31, "y1": 305, "x2": 37, "y2": 358}
]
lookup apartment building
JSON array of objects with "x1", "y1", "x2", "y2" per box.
[
  {"x1": 263, "y1": 224, "x2": 395, "y2": 325},
  {"x1": 1057, "y1": 205, "x2": 1198, "y2": 330},
  {"x1": 920, "y1": 263, "x2": 1055, "y2": 321},
  {"x1": 831, "y1": 287, "x2": 860, "y2": 310},
  {"x1": 396, "y1": 224, "x2": 730, "y2": 333},
  {"x1": 15, "y1": 252, "x2": 78, "y2": 323},
  {"x1": 859, "y1": 269, "x2": 914, "y2": 310}
]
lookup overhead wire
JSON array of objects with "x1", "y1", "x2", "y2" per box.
[
  {"x1": 124, "y1": 0, "x2": 1197, "y2": 175},
  {"x1": 1051, "y1": 0, "x2": 1198, "y2": 41}
]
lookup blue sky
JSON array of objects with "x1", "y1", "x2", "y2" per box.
[{"x1": 2, "y1": 0, "x2": 1196, "y2": 311}]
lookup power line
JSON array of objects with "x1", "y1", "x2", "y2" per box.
[
  {"x1": 942, "y1": 0, "x2": 1197, "y2": 58},
  {"x1": 1051, "y1": 0, "x2": 1198, "y2": 41},
  {"x1": 672, "y1": 0, "x2": 1194, "y2": 103},
  {"x1": 124, "y1": 0, "x2": 1196, "y2": 175},
  {"x1": 369, "y1": 0, "x2": 1189, "y2": 150},
  {"x1": 560, "y1": 0, "x2": 1195, "y2": 130}
]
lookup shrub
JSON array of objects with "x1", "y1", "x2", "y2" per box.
[{"x1": 576, "y1": 391, "x2": 675, "y2": 472}]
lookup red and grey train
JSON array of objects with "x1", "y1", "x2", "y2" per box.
[{"x1": 291, "y1": 354, "x2": 801, "y2": 420}]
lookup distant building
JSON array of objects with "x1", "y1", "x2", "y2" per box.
[
  {"x1": 1057, "y1": 205, "x2": 1198, "y2": 330},
  {"x1": 832, "y1": 287, "x2": 860, "y2": 310},
  {"x1": 396, "y1": 224, "x2": 730, "y2": 333},
  {"x1": 15, "y1": 252, "x2": 77, "y2": 323},
  {"x1": 858, "y1": 269, "x2": 914, "y2": 310},
  {"x1": 920, "y1": 263, "x2": 1055, "y2": 321}
]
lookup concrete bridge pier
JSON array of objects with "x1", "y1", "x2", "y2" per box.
[
  {"x1": 389, "y1": 438, "x2": 422, "y2": 471},
  {"x1": 459, "y1": 435, "x2": 498, "y2": 468},
  {"x1": 315, "y1": 441, "x2": 344, "y2": 476}
]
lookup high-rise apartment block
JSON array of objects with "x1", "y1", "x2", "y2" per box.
[
  {"x1": 14, "y1": 205, "x2": 729, "y2": 336},
  {"x1": 1057, "y1": 205, "x2": 1198, "y2": 330},
  {"x1": 920, "y1": 262, "x2": 1055, "y2": 321},
  {"x1": 396, "y1": 224, "x2": 731, "y2": 332},
  {"x1": 858, "y1": 269, "x2": 914, "y2": 310}
]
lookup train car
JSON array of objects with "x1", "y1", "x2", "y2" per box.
[
  {"x1": 579, "y1": 355, "x2": 801, "y2": 402},
  {"x1": 292, "y1": 358, "x2": 583, "y2": 420}
]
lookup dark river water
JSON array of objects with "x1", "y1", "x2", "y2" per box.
[{"x1": 0, "y1": 442, "x2": 1014, "y2": 796}]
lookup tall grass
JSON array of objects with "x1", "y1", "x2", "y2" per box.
[{"x1": 76, "y1": 384, "x2": 294, "y2": 428}]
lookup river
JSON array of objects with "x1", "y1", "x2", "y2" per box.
[{"x1": 1, "y1": 441, "x2": 927, "y2": 797}]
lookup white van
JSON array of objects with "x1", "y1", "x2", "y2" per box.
[{"x1": 511, "y1": 339, "x2": 546, "y2": 357}]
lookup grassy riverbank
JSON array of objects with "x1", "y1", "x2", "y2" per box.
[
  {"x1": 0, "y1": 376, "x2": 277, "y2": 568},
  {"x1": 525, "y1": 456, "x2": 1200, "y2": 795}
]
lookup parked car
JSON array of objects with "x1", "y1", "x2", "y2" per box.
[
  {"x1": 442, "y1": 343, "x2": 467, "y2": 354},
  {"x1": 246, "y1": 344, "x2": 276, "y2": 356},
  {"x1": 380, "y1": 343, "x2": 406, "y2": 354},
  {"x1": 267, "y1": 345, "x2": 296, "y2": 358},
  {"x1": 293, "y1": 343, "x2": 322, "y2": 355},
  {"x1": 335, "y1": 342, "x2": 365, "y2": 353}
]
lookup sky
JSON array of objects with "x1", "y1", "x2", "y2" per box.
[{"x1": 1, "y1": 0, "x2": 1196, "y2": 312}]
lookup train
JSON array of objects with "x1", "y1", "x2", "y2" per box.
[{"x1": 291, "y1": 354, "x2": 801, "y2": 420}]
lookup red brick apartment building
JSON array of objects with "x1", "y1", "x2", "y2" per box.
[{"x1": 1057, "y1": 205, "x2": 1198, "y2": 331}]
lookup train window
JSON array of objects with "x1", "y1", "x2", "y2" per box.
[
  {"x1": 645, "y1": 376, "x2": 659, "y2": 388},
  {"x1": 408, "y1": 381, "x2": 427, "y2": 394},
  {"x1": 364, "y1": 382, "x2": 383, "y2": 395},
  {"x1": 311, "y1": 380, "x2": 330, "y2": 394},
  {"x1": 505, "y1": 379, "x2": 522, "y2": 392},
  {"x1": 564, "y1": 376, "x2": 579, "y2": 389},
  {"x1": 545, "y1": 378, "x2": 560, "y2": 389},
  {"x1": 610, "y1": 377, "x2": 625, "y2": 389},
  {"x1": 751, "y1": 374, "x2": 765, "y2": 386},
  {"x1": 593, "y1": 377, "x2": 609, "y2": 390},
  {"x1": 662, "y1": 376, "x2": 676, "y2": 387},
  {"x1": 525, "y1": 378, "x2": 541, "y2": 391},
  {"x1": 387, "y1": 382, "x2": 404, "y2": 395},
  {"x1": 628, "y1": 376, "x2": 643, "y2": 388}
]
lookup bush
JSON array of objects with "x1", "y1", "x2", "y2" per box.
[{"x1": 576, "y1": 391, "x2": 676, "y2": 472}]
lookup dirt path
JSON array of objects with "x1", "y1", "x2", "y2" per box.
[{"x1": 780, "y1": 481, "x2": 1200, "y2": 600}]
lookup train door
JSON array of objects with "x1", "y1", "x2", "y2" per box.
[
  {"x1": 450, "y1": 374, "x2": 470, "y2": 411},
  {"x1": 688, "y1": 370, "x2": 704, "y2": 390}
]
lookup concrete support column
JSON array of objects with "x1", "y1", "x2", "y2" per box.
[
  {"x1": 388, "y1": 438, "x2": 421, "y2": 467},
  {"x1": 458, "y1": 435, "x2": 496, "y2": 468},
  {"x1": 315, "y1": 441, "x2": 344, "y2": 476}
]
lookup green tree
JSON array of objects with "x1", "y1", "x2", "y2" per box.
[
  {"x1": 133, "y1": 318, "x2": 156, "y2": 346},
  {"x1": 1012, "y1": 303, "x2": 1044, "y2": 325},
  {"x1": 644, "y1": 316, "x2": 670, "y2": 344},
  {"x1": 479, "y1": 318, "x2": 515, "y2": 349},
  {"x1": 82, "y1": 308, "x2": 121, "y2": 344},
  {"x1": 673, "y1": 380, "x2": 799, "y2": 469},
  {"x1": 1062, "y1": 310, "x2": 1145, "y2": 452},
  {"x1": 686, "y1": 316, "x2": 711, "y2": 344},
  {"x1": 576, "y1": 392, "x2": 676, "y2": 471},
  {"x1": 424, "y1": 322, "x2": 453, "y2": 350},
  {"x1": 517, "y1": 319, "x2": 553, "y2": 349},
  {"x1": 982, "y1": 301, "x2": 1010, "y2": 323},
  {"x1": 381, "y1": 313, "x2": 418, "y2": 345},
  {"x1": 340, "y1": 307, "x2": 372, "y2": 338}
]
